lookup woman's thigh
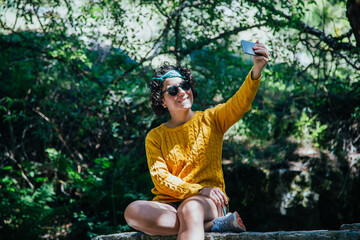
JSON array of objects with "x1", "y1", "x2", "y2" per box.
[
  {"x1": 177, "y1": 195, "x2": 223, "y2": 222},
  {"x1": 124, "y1": 200, "x2": 179, "y2": 235}
]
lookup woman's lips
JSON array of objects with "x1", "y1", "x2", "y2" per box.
[{"x1": 178, "y1": 97, "x2": 189, "y2": 103}]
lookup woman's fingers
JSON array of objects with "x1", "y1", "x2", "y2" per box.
[
  {"x1": 210, "y1": 194, "x2": 221, "y2": 207},
  {"x1": 211, "y1": 188, "x2": 227, "y2": 207},
  {"x1": 199, "y1": 187, "x2": 228, "y2": 207},
  {"x1": 252, "y1": 42, "x2": 270, "y2": 71},
  {"x1": 253, "y1": 45, "x2": 270, "y2": 59},
  {"x1": 219, "y1": 189, "x2": 228, "y2": 205}
]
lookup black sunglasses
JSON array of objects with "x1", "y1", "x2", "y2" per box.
[{"x1": 162, "y1": 81, "x2": 191, "y2": 96}]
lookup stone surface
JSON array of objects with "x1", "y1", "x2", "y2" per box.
[
  {"x1": 341, "y1": 223, "x2": 360, "y2": 231},
  {"x1": 92, "y1": 230, "x2": 360, "y2": 240}
]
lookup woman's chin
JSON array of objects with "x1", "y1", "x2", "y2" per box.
[
  {"x1": 178, "y1": 99, "x2": 192, "y2": 108},
  {"x1": 178, "y1": 103, "x2": 192, "y2": 109}
]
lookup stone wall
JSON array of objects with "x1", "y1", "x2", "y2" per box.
[
  {"x1": 222, "y1": 163, "x2": 360, "y2": 231},
  {"x1": 93, "y1": 229, "x2": 360, "y2": 240},
  {"x1": 92, "y1": 224, "x2": 360, "y2": 240}
]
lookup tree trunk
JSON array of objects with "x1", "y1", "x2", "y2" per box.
[{"x1": 347, "y1": 0, "x2": 360, "y2": 47}]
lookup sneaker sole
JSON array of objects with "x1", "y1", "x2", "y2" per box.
[{"x1": 235, "y1": 212, "x2": 246, "y2": 232}]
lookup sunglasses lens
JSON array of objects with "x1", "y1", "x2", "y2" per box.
[
  {"x1": 167, "y1": 86, "x2": 179, "y2": 96},
  {"x1": 180, "y1": 81, "x2": 191, "y2": 91},
  {"x1": 165, "y1": 81, "x2": 191, "y2": 96}
]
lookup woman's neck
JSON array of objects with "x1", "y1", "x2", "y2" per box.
[{"x1": 166, "y1": 109, "x2": 195, "y2": 128}]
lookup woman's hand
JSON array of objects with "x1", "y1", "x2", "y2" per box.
[
  {"x1": 251, "y1": 40, "x2": 270, "y2": 80},
  {"x1": 199, "y1": 187, "x2": 228, "y2": 208}
]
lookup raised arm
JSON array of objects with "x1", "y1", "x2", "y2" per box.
[
  {"x1": 212, "y1": 70, "x2": 261, "y2": 134},
  {"x1": 212, "y1": 41, "x2": 270, "y2": 134}
]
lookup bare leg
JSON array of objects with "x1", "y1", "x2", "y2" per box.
[
  {"x1": 124, "y1": 200, "x2": 179, "y2": 235},
  {"x1": 204, "y1": 220, "x2": 215, "y2": 232},
  {"x1": 176, "y1": 195, "x2": 222, "y2": 240}
]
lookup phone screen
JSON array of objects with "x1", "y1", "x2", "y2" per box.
[{"x1": 241, "y1": 40, "x2": 260, "y2": 56}]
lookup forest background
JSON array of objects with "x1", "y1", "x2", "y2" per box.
[{"x1": 0, "y1": 0, "x2": 359, "y2": 239}]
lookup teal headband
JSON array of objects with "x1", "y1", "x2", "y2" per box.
[{"x1": 151, "y1": 70, "x2": 186, "y2": 82}]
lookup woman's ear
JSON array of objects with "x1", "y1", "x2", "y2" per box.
[{"x1": 161, "y1": 98, "x2": 167, "y2": 108}]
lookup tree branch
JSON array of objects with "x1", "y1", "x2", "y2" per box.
[
  {"x1": 299, "y1": 21, "x2": 357, "y2": 52},
  {"x1": 109, "y1": 1, "x2": 220, "y2": 88},
  {"x1": 33, "y1": 108, "x2": 82, "y2": 165},
  {"x1": 174, "y1": 13, "x2": 181, "y2": 64},
  {"x1": 6, "y1": 149, "x2": 34, "y2": 189},
  {"x1": 248, "y1": 0, "x2": 359, "y2": 53},
  {"x1": 346, "y1": 0, "x2": 360, "y2": 47},
  {"x1": 179, "y1": 23, "x2": 265, "y2": 60}
]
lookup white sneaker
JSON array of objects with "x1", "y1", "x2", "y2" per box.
[{"x1": 211, "y1": 211, "x2": 246, "y2": 233}]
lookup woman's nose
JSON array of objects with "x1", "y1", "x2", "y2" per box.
[{"x1": 178, "y1": 87, "x2": 186, "y2": 96}]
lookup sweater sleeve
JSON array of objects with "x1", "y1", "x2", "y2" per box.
[
  {"x1": 145, "y1": 131, "x2": 203, "y2": 200},
  {"x1": 213, "y1": 69, "x2": 261, "y2": 134}
]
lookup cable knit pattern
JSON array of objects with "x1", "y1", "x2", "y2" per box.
[{"x1": 145, "y1": 69, "x2": 261, "y2": 202}]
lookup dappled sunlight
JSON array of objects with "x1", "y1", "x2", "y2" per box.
[{"x1": 1, "y1": 0, "x2": 359, "y2": 238}]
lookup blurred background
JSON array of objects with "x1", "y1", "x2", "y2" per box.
[{"x1": 0, "y1": 0, "x2": 359, "y2": 239}]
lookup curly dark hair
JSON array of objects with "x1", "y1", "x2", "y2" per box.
[{"x1": 150, "y1": 63, "x2": 198, "y2": 116}]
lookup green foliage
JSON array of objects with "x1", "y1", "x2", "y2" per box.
[
  {"x1": 0, "y1": 176, "x2": 55, "y2": 239},
  {"x1": 295, "y1": 110, "x2": 328, "y2": 147}
]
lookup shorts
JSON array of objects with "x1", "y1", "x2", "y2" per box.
[
  {"x1": 160, "y1": 201, "x2": 228, "y2": 217},
  {"x1": 165, "y1": 201, "x2": 183, "y2": 210}
]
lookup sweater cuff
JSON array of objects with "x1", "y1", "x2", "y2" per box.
[
  {"x1": 247, "y1": 68, "x2": 261, "y2": 89},
  {"x1": 189, "y1": 184, "x2": 203, "y2": 196},
  {"x1": 249, "y1": 66, "x2": 262, "y2": 82}
]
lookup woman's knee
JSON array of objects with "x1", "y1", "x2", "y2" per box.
[
  {"x1": 177, "y1": 196, "x2": 219, "y2": 223},
  {"x1": 177, "y1": 198, "x2": 204, "y2": 222},
  {"x1": 124, "y1": 200, "x2": 143, "y2": 227}
]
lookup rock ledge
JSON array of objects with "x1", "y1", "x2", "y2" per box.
[{"x1": 93, "y1": 228, "x2": 360, "y2": 240}]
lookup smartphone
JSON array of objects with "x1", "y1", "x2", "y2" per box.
[{"x1": 241, "y1": 40, "x2": 261, "y2": 56}]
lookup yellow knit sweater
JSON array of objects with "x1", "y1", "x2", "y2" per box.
[{"x1": 145, "y1": 69, "x2": 261, "y2": 202}]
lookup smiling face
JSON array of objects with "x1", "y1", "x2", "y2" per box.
[
  {"x1": 150, "y1": 65, "x2": 198, "y2": 116},
  {"x1": 161, "y1": 77, "x2": 193, "y2": 114}
]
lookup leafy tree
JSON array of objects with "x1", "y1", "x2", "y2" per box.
[{"x1": 0, "y1": 0, "x2": 359, "y2": 239}]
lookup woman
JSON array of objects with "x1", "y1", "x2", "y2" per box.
[{"x1": 125, "y1": 41, "x2": 269, "y2": 239}]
